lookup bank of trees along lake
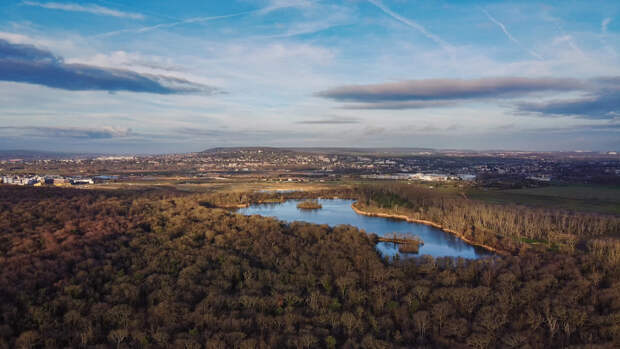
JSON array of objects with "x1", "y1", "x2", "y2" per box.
[
  {"x1": 0, "y1": 185, "x2": 619, "y2": 348},
  {"x1": 356, "y1": 184, "x2": 620, "y2": 257}
]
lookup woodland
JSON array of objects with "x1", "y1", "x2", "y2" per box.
[{"x1": 0, "y1": 185, "x2": 618, "y2": 348}]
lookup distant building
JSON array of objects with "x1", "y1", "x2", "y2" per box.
[
  {"x1": 0, "y1": 175, "x2": 40, "y2": 185},
  {"x1": 1, "y1": 176, "x2": 13, "y2": 184},
  {"x1": 527, "y1": 175, "x2": 552, "y2": 182},
  {"x1": 53, "y1": 178, "x2": 69, "y2": 186},
  {"x1": 93, "y1": 175, "x2": 119, "y2": 183},
  {"x1": 409, "y1": 173, "x2": 451, "y2": 181},
  {"x1": 360, "y1": 173, "x2": 456, "y2": 181},
  {"x1": 457, "y1": 174, "x2": 477, "y2": 181},
  {"x1": 361, "y1": 174, "x2": 409, "y2": 180},
  {"x1": 71, "y1": 178, "x2": 94, "y2": 185}
]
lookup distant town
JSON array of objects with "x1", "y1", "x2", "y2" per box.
[
  {"x1": 0, "y1": 174, "x2": 117, "y2": 186},
  {"x1": 1, "y1": 147, "x2": 619, "y2": 187}
]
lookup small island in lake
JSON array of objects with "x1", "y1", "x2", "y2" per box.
[
  {"x1": 297, "y1": 199, "x2": 322, "y2": 210},
  {"x1": 377, "y1": 233, "x2": 425, "y2": 254},
  {"x1": 397, "y1": 240, "x2": 423, "y2": 254}
]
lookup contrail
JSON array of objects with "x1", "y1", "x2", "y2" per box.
[
  {"x1": 481, "y1": 8, "x2": 543, "y2": 60},
  {"x1": 367, "y1": 0, "x2": 451, "y2": 51},
  {"x1": 95, "y1": 11, "x2": 254, "y2": 38},
  {"x1": 22, "y1": 1, "x2": 145, "y2": 20}
]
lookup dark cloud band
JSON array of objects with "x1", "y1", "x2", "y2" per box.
[
  {"x1": 317, "y1": 76, "x2": 620, "y2": 119},
  {"x1": 0, "y1": 39, "x2": 216, "y2": 94},
  {"x1": 517, "y1": 80, "x2": 620, "y2": 119},
  {"x1": 0, "y1": 126, "x2": 133, "y2": 139},
  {"x1": 316, "y1": 77, "x2": 583, "y2": 102}
]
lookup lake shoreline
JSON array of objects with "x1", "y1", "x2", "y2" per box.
[{"x1": 351, "y1": 202, "x2": 510, "y2": 256}]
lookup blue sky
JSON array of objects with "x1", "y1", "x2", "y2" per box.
[{"x1": 0, "y1": 0, "x2": 618, "y2": 153}]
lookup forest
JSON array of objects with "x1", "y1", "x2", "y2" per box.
[{"x1": 0, "y1": 185, "x2": 619, "y2": 348}]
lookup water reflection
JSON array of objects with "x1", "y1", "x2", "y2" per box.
[{"x1": 238, "y1": 199, "x2": 494, "y2": 259}]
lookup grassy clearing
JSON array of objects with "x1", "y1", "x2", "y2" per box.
[
  {"x1": 468, "y1": 184, "x2": 620, "y2": 215},
  {"x1": 97, "y1": 179, "x2": 346, "y2": 193},
  {"x1": 297, "y1": 199, "x2": 323, "y2": 210}
]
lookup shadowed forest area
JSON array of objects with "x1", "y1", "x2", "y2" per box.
[{"x1": 0, "y1": 185, "x2": 619, "y2": 348}]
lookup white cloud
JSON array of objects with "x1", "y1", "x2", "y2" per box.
[
  {"x1": 63, "y1": 50, "x2": 184, "y2": 74},
  {"x1": 0, "y1": 31, "x2": 76, "y2": 52},
  {"x1": 258, "y1": 0, "x2": 316, "y2": 15}
]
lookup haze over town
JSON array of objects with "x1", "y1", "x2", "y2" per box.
[{"x1": 0, "y1": 0, "x2": 619, "y2": 153}]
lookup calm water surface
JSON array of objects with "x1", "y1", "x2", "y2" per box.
[{"x1": 238, "y1": 199, "x2": 493, "y2": 259}]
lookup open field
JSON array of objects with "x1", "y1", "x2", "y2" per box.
[
  {"x1": 66, "y1": 177, "x2": 620, "y2": 216},
  {"x1": 467, "y1": 184, "x2": 620, "y2": 215},
  {"x1": 97, "y1": 179, "x2": 353, "y2": 193}
]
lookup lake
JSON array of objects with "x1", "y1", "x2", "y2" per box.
[{"x1": 238, "y1": 199, "x2": 494, "y2": 259}]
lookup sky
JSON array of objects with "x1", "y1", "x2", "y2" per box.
[{"x1": 0, "y1": 0, "x2": 619, "y2": 153}]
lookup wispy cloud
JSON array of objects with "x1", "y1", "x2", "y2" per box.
[
  {"x1": 22, "y1": 1, "x2": 144, "y2": 20},
  {"x1": 552, "y1": 35, "x2": 584, "y2": 57},
  {"x1": 602, "y1": 17, "x2": 613, "y2": 34},
  {"x1": 253, "y1": 1, "x2": 356, "y2": 40},
  {"x1": 297, "y1": 117, "x2": 360, "y2": 124},
  {"x1": 268, "y1": 11, "x2": 352, "y2": 38},
  {"x1": 97, "y1": 1, "x2": 348, "y2": 39},
  {"x1": 528, "y1": 122, "x2": 620, "y2": 133},
  {"x1": 259, "y1": 0, "x2": 315, "y2": 15},
  {"x1": 0, "y1": 39, "x2": 217, "y2": 94},
  {"x1": 539, "y1": 9, "x2": 584, "y2": 57},
  {"x1": 367, "y1": 0, "x2": 450, "y2": 50},
  {"x1": 481, "y1": 8, "x2": 543, "y2": 60},
  {"x1": 340, "y1": 100, "x2": 455, "y2": 110},
  {"x1": 173, "y1": 127, "x2": 315, "y2": 145}
]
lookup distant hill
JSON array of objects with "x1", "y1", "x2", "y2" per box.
[
  {"x1": 201, "y1": 147, "x2": 291, "y2": 154},
  {"x1": 201, "y1": 147, "x2": 439, "y2": 156},
  {"x1": 198, "y1": 147, "x2": 619, "y2": 159},
  {"x1": 285, "y1": 147, "x2": 438, "y2": 155}
]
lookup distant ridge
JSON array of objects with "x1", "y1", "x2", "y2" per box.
[
  {"x1": 200, "y1": 146, "x2": 439, "y2": 155},
  {"x1": 201, "y1": 147, "x2": 294, "y2": 154},
  {"x1": 284, "y1": 147, "x2": 438, "y2": 155}
]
